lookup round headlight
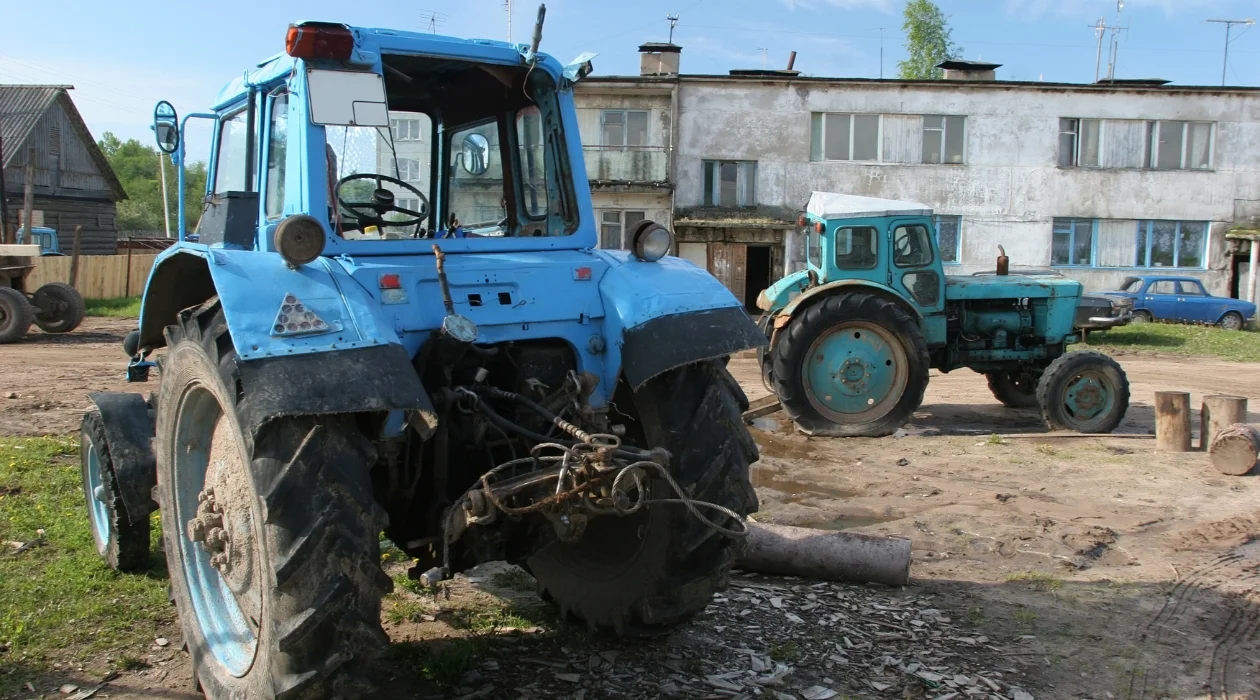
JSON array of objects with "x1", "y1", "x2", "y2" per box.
[
  {"x1": 274, "y1": 214, "x2": 326, "y2": 267},
  {"x1": 629, "y1": 220, "x2": 673, "y2": 262}
]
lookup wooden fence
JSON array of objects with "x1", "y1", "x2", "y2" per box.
[{"x1": 26, "y1": 252, "x2": 159, "y2": 299}]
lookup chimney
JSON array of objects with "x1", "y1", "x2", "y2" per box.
[
  {"x1": 936, "y1": 59, "x2": 1001, "y2": 81},
  {"x1": 639, "y1": 42, "x2": 682, "y2": 76}
]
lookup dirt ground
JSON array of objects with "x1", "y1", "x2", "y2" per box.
[{"x1": 4, "y1": 320, "x2": 1260, "y2": 699}]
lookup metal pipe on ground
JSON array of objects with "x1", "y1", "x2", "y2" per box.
[{"x1": 736, "y1": 521, "x2": 911, "y2": 586}]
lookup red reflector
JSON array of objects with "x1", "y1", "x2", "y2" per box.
[
  {"x1": 797, "y1": 214, "x2": 807, "y2": 227},
  {"x1": 574, "y1": 267, "x2": 592, "y2": 281},
  {"x1": 286, "y1": 24, "x2": 355, "y2": 60},
  {"x1": 379, "y1": 273, "x2": 401, "y2": 289},
  {"x1": 814, "y1": 221, "x2": 826, "y2": 233}
]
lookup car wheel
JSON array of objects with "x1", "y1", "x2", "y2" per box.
[
  {"x1": 1220, "y1": 312, "x2": 1244, "y2": 331},
  {"x1": 1130, "y1": 310, "x2": 1152, "y2": 324}
]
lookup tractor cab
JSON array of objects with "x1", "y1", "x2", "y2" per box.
[{"x1": 15, "y1": 226, "x2": 64, "y2": 256}]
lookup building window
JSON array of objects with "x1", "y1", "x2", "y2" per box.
[
  {"x1": 922, "y1": 115, "x2": 965, "y2": 164},
  {"x1": 1059, "y1": 118, "x2": 1101, "y2": 168},
  {"x1": 702, "y1": 160, "x2": 757, "y2": 208},
  {"x1": 1135, "y1": 220, "x2": 1207, "y2": 268},
  {"x1": 933, "y1": 215, "x2": 961, "y2": 263},
  {"x1": 1051, "y1": 218, "x2": 1096, "y2": 266},
  {"x1": 397, "y1": 197, "x2": 420, "y2": 213},
  {"x1": 397, "y1": 158, "x2": 422, "y2": 181},
  {"x1": 601, "y1": 110, "x2": 648, "y2": 147},
  {"x1": 391, "y1": 118, "x2": 423, "y2": 141},
  {"x1": 599, "y1": 209, "x2": 646, "y2": 249},
  {"x1": 810, "y1": 113, "x2": 880, "y2": 161},
  {"x1": 1149, "y1": 121, "x2": 1213, "y2": 170}
]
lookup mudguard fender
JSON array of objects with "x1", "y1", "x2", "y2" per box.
[
  {"x1": 595, "y1": 251, "x2": 766, "y2": 389},
  {"x1": 87, "y1": 392, "x2": 156, "y2": 525}
]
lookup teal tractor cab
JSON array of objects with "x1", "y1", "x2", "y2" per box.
[
  {"x1": 16, "y1": 226, "x2": 65, "y2": 256},
  {"x1": 757, "y1": 192, "x2": 1129, "y2": 437}
]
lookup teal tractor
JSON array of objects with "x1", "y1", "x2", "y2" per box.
[
  {"x1": 757, "y1": 192, "x2": 1129, "y2": 437},
  {"x1": 77, "y1": 10, "x2": 765, "y2": 699}
]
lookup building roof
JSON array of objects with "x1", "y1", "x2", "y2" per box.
[
  {"x1": 806, "y1": 192, "x2": 932, "y2": 220},
  {"x1": 0, "y1": 84, "x2": 126, "y2": 200},
  {"x1": 936, "y1": 60, "x2": 1002, "y2": 71},
  {"x1": 638, "y1": 42, "x2": 682, "y2": 53}
]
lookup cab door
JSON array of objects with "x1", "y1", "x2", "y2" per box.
[{"x1": 887, "y1": 218, "x2": 945, "y2": 315}]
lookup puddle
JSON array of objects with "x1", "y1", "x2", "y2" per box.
[
  {"x1": 751, "y1": 416, "x2": 784, "y2": 433},
  {"x1": 751, "y1": 465, "x2": 857, "y2": 501}
]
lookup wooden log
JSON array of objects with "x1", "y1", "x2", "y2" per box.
[
  {"x1": 1200, "y1": 395, "x2": 1248, "y2": 450},
  {"x1": 1154, "y1": 391, "x2": 1191, "y2": 452},
  {"x1": 1208, "y1": 423, "x2": 1260, "y2": 476},
  {"x1": 736, "y1": 521, "x2": 911, "y2": 586}
]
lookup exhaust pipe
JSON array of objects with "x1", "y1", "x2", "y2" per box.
[
  {"x1": 786, "y1": 51, "x2": 797, "y2": 70},
  {"x1": 996, "y1": 244, "x2": 1009, "y2": 276}
]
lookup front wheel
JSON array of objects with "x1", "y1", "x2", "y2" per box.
[
  {"x1": 770, "y1": 294, "x2": 929, "y2": 437},
  {"x1": 80, "y1": 409, "x2": 150, "y2": 572},
  {"x1": 526, "y1": 360, "x2": 758, "y2": 636},
  {"x1": 1036, "y1": 350, "x2": 1129, "y2": 433},
  {"x1": 1130, "y1": 310, "x2": 1152, "y2": 324},
  {"x1": 32, "y1": 282, "x2": 85, "y2": 333},
  {"x1": 157, "y1": 300, "x2": 390, "y2": 699},
  {"x1": 1220, "y1": 312, "x2": 1245, "y2": 331}
]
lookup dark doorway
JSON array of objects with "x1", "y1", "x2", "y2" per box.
[
  {"x1": 745, "y1": 245, "x2": 772, "y2": 310},
  {"x1": 1231, "y1": 252, "x2": 1251, "y2": 299}
]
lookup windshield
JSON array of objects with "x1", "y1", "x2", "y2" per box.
[{"x1": 322, "y1": 57, "x2": 575, "y2": 242}]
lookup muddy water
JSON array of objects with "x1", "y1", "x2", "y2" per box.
[
  {"x1": 750, "y1": 463, "x2": 904, "y2": 530},
  {"x1": 751, "y1": 464, "x2": 856, "y2": 501}
]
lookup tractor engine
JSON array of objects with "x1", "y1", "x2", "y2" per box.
[{"x1": 946, "y1": 299, "x2": 1040, "y2": 350}]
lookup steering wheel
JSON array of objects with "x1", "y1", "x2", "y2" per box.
[{"x1": 335, "y1": 173, "x2": 430, "y2": 229}]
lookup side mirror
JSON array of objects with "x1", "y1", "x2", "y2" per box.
[
  {"x1": 153, "y1": 101, "x2": 179, "y2": 154},
  {"x1": 460, "y1": 133, "x2": 490, "y2": 176}
]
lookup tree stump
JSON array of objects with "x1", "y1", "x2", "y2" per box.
[
  {"x1": 1208, "y1": 423, "x2": 1260, "y2": 476},
  {"x1": 736, "y1": 521, "x2": 911, "y2": 586},
  {"x1": 1200, "y1": 395, "x2": 1248, "y2": 450},
  {"x1": 1154, "y1": 391, "x2": 1191, "y2": 452}
]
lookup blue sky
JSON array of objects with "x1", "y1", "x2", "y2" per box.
[{"x1": 2, "y1": 0, "x2": 1257, "y2": 162}]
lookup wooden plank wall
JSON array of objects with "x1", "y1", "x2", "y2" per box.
[{"x1": 26, "y1": 253, "x2": 158, "y2": 299}]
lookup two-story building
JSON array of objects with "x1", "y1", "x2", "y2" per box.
[{"x1": 574, "y1": 48, "x2": 1260, "y2": 309}]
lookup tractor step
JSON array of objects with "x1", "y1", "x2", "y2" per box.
[{"x1": 742, "y1": 394, "x2": 782, "y2": 424}]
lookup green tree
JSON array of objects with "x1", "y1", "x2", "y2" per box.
[
  {"x1": 897, "y1": 0, "x2": 963, "y2": 80},
  {"x1": 98, "y1": 132, "x2": 207, "y2": 233}
]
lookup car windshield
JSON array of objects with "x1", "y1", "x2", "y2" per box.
[
  {"x1": 1119, "y1": 277, "x2": 1142, "y2": 292},
  {"x1": 323, "y1": 56, "x2": 575, "y2": 241}
]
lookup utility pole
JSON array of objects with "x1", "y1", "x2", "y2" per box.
[
  {"x1": 1106, "y1": 0, "x2": 1126, "y2": 81},
  {"x1": 757, "y1": 47, "x2": 768, "y2": 68},
  {"x1": 1207, "y1": 18, "x2": 1255, "y2": 86},
  {"x1": 1092, "y1": 17, "x2": 1106, "y2": 82},
  {"x1": 666, "y1": 14, "x2": 679, "y2": 44},
  {"x1": 505, "y1": 0, "x2": 512, "y2": 43},
  {"x1": 879, "y1": 27, "x2": 885, "y2": 79}
]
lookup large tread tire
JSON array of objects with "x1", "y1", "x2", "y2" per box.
[
  {"x1": 526, "y1": 360, "x2": 758, "y2": 636},
  {"x1": 33, "y1": 282, "x2": 86, "y2": 333},
  {"x1": 1036, "y1": 350, "x2": 1130, "y2": 433},
  {"x1": 770, "y1": 293, "x2": 929, "y2": 437},
  {"x1": 80, "y1": 409, "x2": 151, "y2": 572},
  {"x1": 756, "y1": 314, "x2": 775, "y2": 393},
  {"x1": 156, "y1": 298, "x2": 391, "y2": 700},
  {"x1": 0, "y1": 286, "x2": 34, "y2": 344},
  {"x1": 985, "y1": 366, "x2": 1041, "y2": 409}
]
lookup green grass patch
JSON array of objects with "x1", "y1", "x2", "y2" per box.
[
  {"x1": 1089, "y1": 323, "x2": 1260, "y2": 362},
  {"x1": 84, "y1": 296, "x2": 141, "y2": 318},
  {"x1": 1006, "y1": 570, "x2": 1064, "y2": 591},
  {"x1": 0, "y1": 436, "x2": 170, "y2": 690},
  {"x1": 390, "y1": 639, "x2": 485, "y2": 688}
]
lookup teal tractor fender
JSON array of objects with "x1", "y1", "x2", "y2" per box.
[
  {"x1": 762, "y1": 274, "x2": 931, "y2": 340},
  {"x1": 594, "y1": 251, "x2": 767, "y2": 390},
  {"x1": 136, "y1": 248, "x2": 435, "y2": 437}
]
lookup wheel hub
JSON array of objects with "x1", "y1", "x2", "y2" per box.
[
  {"x1": 802, "y1": 322, "x2": 908, "y2": 422},
  {"x1": 1065, "y1": 376, "x2": 1106, "y2": 420}
]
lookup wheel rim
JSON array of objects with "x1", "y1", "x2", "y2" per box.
[
  {"x1": 83, "y1": 432, "x2": 111, "y2": 554},
  {"x1": 1224, "y1": 315, "x2": 1241, "y2": 330},
  {"x1": 802, "y1": 321, "x2": 909, "y2": 424},
  {"x1": 173, "y1": 384, "x2": 260, "y2": 677},
  {"x1": 1059, "y1": 370, "x2": 1117, "y2": 431}
]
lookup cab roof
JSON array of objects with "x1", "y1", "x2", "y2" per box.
[{"x1": 806, "y1": 192, "x2": 933, "y2": 220}]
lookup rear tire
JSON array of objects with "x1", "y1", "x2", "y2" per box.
[
  {"x1": 1220, "y1": 312, "x2": 1244, "y2": 331},
  {"x1": 1036, "y1": 350, "x2": 1129, "y2": 433},
  {"x1": 33, "y1": 282, "x2": 85, "y2": 333},
  {"x1": 80, "y1": 409, "x2": 151, "y2": 572},
  {"x1": 0, "y1": 286, "x2": 34, "y2": 344},
  {"x1": 526, "y1": 360, "x2": 758, "y2": 635},
  {"x1": 770, "y1": 293, "x2": 929, "y2": 437},
  {"x1": 986, "y1": 365, "x2": 1042, "y2": 409},
  {"x1": 156, "y1": 299, "x2": 390, "y2": 699}
]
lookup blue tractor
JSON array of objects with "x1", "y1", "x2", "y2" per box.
[
  {"x1": 79, "y1": 11, "x2": 764, "y2": 698},
  {"x1": 757, "y1": 192, "x2": 1130, "y2": 437}
]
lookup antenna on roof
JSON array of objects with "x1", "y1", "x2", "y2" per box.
[
  {"x1": 505, "y1": 0, "x2": 512, "y2": 43},
  {"x1": 757, "y1": 47, "x2": 768, "y2": 68},
  {"x1": 666, "y1": 14, "x2": 679, "y2": 44},
  {"x1": 418, "y1": 9, "x2": 447, "y2": 34}
]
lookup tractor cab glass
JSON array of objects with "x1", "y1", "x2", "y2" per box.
[
  {"x1": 835, "y1": 226, "x2": 878, "y2": 270},
  {"x1": 312, "y1": 55, "x2": 575, "y2": 242}
]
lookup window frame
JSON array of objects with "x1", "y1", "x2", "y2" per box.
[
  {"x1": 211, "y1": 108, "x2": 249, "y2": 195},
  {"x1": 932, "y1": 214, "x2": 962, "y2": 264},
  {"x1": 1059, "y1": 117, "x2": 1102, "y2": 168},
  {"x1": 701, "y1": 159, "x2": 757, "y2": 208},
  {"x1": 1050, "y1": 217, "x2": 1097, "y2": 267},
  {"x1": 600, "y1": 109, "x2": 649, "y2": 149},
  {"x1": 263, "y1": 90, "x2": 289, "y2": 221},
  {"x1": 922, "y1": 115, "x2": 966, "y2": 165},
  {"x1": 598, "y1": 209, "x2": 647, "y2": 249},
  {"x1": 391, "y1": 118, "x2": 422, "y2": 141},
  {"x1": 891, "y1": 223, "x2": 936, "y2": 268},
  {"x1": 1148, "y1": 121, "x2": 1214, "y2": 170},
  {"x1": 813, "y1": 112, "x2": 882, "y2": 162},
  {"x1": 833, "y1": 225, "x2": 880, "y2": 270},
  {"x1": 397, "y1": 157, "x2": 422, "y2": 182},
  {"x1": 1135, "y1": 219, "x2": 1208, "y2": 269}
]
